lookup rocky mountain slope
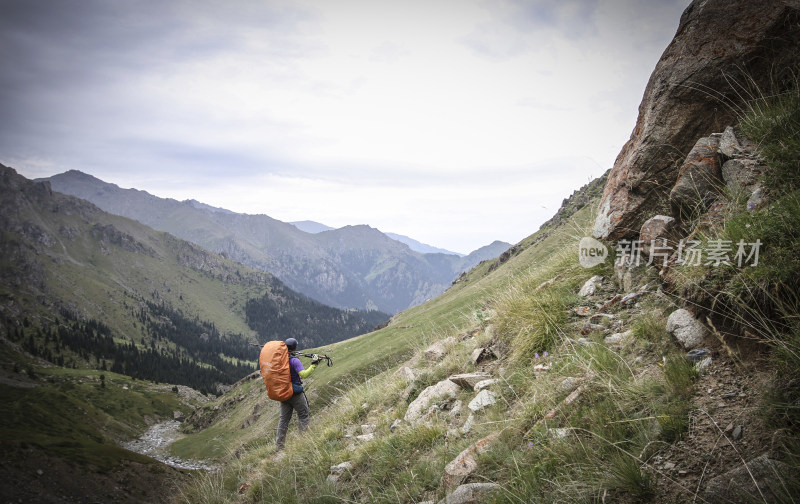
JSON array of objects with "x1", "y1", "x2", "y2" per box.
[{"x1": 42, "y1": 171, "x2": 511, "y2": 314}]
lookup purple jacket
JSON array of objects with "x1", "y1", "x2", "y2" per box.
[{"x1": 289, "y1": 356, "x2": 304, "y2": 386}]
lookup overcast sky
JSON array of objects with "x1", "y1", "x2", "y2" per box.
[{"x1": 1, "y1": 0, "x2": 691, "y2": 254}]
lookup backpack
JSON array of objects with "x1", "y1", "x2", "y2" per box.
[{"x1": 258, "y1": 341, "x2": 293, "y2": 401}]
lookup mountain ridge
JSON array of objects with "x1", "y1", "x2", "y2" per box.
[{"x1": 42, "y1": 170, "x2": 511, "y2": 313}]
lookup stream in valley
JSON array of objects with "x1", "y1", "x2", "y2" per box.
[{"x1": 123, "y1": 420, "x2": 218, "y2": 471}]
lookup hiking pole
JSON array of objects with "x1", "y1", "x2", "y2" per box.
[{"x1": 292, "y1": 351, "x2": 334, "y2": 367}]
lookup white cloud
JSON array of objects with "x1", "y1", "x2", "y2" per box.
[{"x1": 2, "y1": 0, "x2": 691, "y2": 253}]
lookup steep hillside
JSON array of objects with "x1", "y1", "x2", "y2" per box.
[
  {"x1": 173, "y1": 1, "x2": 800, "y2": 503},
  {"x1": 43, "y1": 171, "x2": 510, "y2": 313}
]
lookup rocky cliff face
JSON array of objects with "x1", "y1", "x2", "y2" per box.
[{"x1": 593, "y1": 0, "x2": 800, "y2": 240}]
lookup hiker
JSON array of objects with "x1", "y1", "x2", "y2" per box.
[{"x1": 276, "y1": 337, "x2": 322, "y2": 451}]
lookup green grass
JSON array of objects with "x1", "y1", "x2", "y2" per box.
[{"x1": 0, "y1": 366, "x2": 198, "y2": 469}]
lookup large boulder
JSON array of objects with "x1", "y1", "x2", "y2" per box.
[{"x1": 593, "y1": 0, "x2": 800, "y2": 240}]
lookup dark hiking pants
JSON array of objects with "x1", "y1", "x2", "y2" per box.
[{"x1": 276, "y1": 392, "x2": 309, "y2": 451}]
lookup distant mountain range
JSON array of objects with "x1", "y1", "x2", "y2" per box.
[
  {"x1": 0, "y1": 164, "x2": 388, "y2": 392},
  {"x1": 42, "y1": 171, "x2": 511, "y2": 313},
  {"x1": 290, "y1": 220, "x2": 464, "y2": 256}
]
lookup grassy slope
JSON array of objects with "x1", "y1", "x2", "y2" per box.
[
  {"x1": 175, "y1": 122, "x2": 800, "y2": 503},
  {"x1": 34, "y1": 210, "x2": 265, "y2": 341},
  {"x1": 168, "y1": 200, "x2": 599, "y2": 460}
]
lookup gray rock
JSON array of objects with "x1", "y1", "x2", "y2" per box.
[
  {"x1": 696, "y1": 356, "x2": 713, "y2": 374},
  {"x1": 327, "y1": 461, "x2": 354, "y2": 483},
  {"x1": 468, "y1": 389, "x2": 497, "y2": 412},
  {"x1": 718, "y1": 126, "x2": 743, "y2": 158},
  {"x1": 687, "y1": 348, "x2": 711, "y2": 362},
  {"x1": 461, "y1": 413, "x2": 475, "y2": 435},
  {"x1": 474, "y1": 379, "x2": 499, "y2": 391},
  {"x1": 639, "y1": 215, "x2": 678, "y2": 262},
  {"x1": 722, "y1": 158, "x2": 763, "y2": 191},
  {"x1": 670, "y1": 136, "x2": 723, "y2": 214},
  {"x1": 702, "y1": 453, "x2": 797, "y2": 504},
  {"x1": 390, "y1": 419, "x2": 403, "y2": 432},
  {"x1": 579, "y1": 275, "x2": 604, "y2": 297},
  {"x1": 558, "y1": 377, "x2": 581, "y2": 393},
  {"x1": 404, "y1": 379, "x2": 460, "y2": 424},
  {"x1": 747, "y1": 183, "x2": 767, "y2": 211},
  {"x1": 425, "y1": 337, "x2": 456, "y2": 362},
  {"x1": 449, "y1": 372, "x2": 492, "y2": 390},
  {"x1": 666, "y1": 309, "x2": 708, "y2": 349},
  {"x1": 470, "y1": 347, "x2": 489, "y2": 365},
  {"x1": 605, "y1": 330, "x2": 632, "y2": 345},
  {"x1": 439, "y1": 483, "x2": 502, "y2": 504},
  {"x1": 442, "y1": 433, "x2": 500, "y2": 490}
]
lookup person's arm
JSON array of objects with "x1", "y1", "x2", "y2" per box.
[{"x1": 298, "y1": 363, "x2": 316, "y2": 379}]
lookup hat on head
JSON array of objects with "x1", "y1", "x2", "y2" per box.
[{"x1": 285, "y1": 338, "x2": 298, "y2": 351}]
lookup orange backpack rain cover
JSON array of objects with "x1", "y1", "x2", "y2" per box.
[{"x1": 259, "y1": 341, "x2": 293, "y2": 401}]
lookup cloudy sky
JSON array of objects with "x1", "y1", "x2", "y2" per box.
[{"x1": 1, "y1": 0, "x2": 690, "y2": 254}]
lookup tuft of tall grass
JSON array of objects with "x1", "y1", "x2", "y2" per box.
[
  {"x1": 739, "y1": 69, "x2": 800, "y2": 194},
  {"x1": 494, "y1": 253, "x2": 587, "y2": 362}
]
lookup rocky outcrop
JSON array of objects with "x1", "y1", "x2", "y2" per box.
[{"x1": 593, "y1": 0, "x2": 800, "y2": 240}]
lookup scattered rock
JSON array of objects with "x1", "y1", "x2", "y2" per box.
[
  {"x1": 474, "y1": 379, "x2": 498, "y2": 391},
  {"x1": 449, "y1": 373, "x2": 492, "y2": 390},
  {"x1": 442, "y1": 433, "x2": 500, "y2": 490},
  {"x1": 695, "y1": 356, "x2": 713, "y2": 374},
  {"x1": 405, "y1": 379, "x2": 461, "y2": 424},
  {"x1": 558, "y1": 377, "x2": 581, "y2": 393},
  {"x1": 470, "y1": 347, "x2": 491, "y2": 365},
  {"x1": 361, "y1": 424, "x2": 376, "y2": 435},
  {"x1": 461, "y1": 413, "x2": 475, "y2": 435},
  {"x1": 327, "y1": 461, "x2": 354, "y2": 483},
  {"x1": 438, "y1": 482, "x2": 502, "y2": 504},
  {"x1": 687, "y1": 348, "x2": 711, "y2": 362},
  {"x1": 639, "y1": 215, "x2": 678, "y2": 262},
  {"x1": 425, "y1": 337, "x2": 457, "y2": 362},
  {"x1": 579, "y1": 275, "x2": 604, "y2": 297},
  {"x1": 574, "y1": 306, "x2": 592, "y2": 317},
  {"x1": 604, "y1": 330, "x2": 632, "y2": 345},
  {"x1": 173, "y1": 410, "x2": 185, "y2": 422},
  {"x1": 468, "y1": 390, "x2": 497, "y2": 412},
  {"x1": 666, "y1": 308, "x2": 708, "y2": 349},
  {"x1": 390, "y1": 419, "x2": 403, "y2": 432},
  {"x1": 355, "y1": 433, "x2": 375, "y2": 443},
  {"x1": 732, "y1": 425, "x2": 743, "y2": 441},
  {"x1": 718, "y1": 126, "x2": 743, "y2": 158},
  {"x1": 395, "y1": 366, "x2": 416, "y2": 381},
  {"x1": 747, "y1": 183, "x2": 767, "y2": 211}
]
